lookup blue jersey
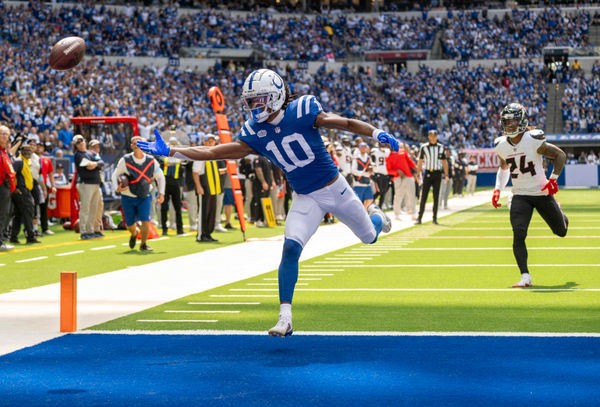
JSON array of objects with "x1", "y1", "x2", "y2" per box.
[{"x1": 238, "y1": 95, "x2": 339, "y2": 194}]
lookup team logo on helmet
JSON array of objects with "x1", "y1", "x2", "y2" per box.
[
  {"x1": 500, "y1": 103, "x2": 529, "y2": 138},
  {"x1": 241, "y1": 69, "x2": 287, "y2": 123}
]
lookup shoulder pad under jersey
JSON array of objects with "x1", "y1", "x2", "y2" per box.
[
  {"x1": 493, "y1": 136, "x2": 504, "y2": 148},
  {"x1": 529, "y1": 129, "x2": 545, "y2": 140}
]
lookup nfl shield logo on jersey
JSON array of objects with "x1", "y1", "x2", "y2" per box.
[{"x1": 275, "y1": 127, "x2": 281, "y2": 133}]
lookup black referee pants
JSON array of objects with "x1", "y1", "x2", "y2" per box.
[
  {"x1": 418, "y1": 170, "x2": 442, "y2": 222},
  {"x1": 510, "y1": 194, "x2": 569, "y2": 274}
]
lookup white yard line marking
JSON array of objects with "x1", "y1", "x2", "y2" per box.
[
  {"x1": 230, "y1": 288, "x2": 600, "y2": 292},
  {"x1": 149, "y1": 237, "x2": 170, "y2": 242},
  {"x1": 300, "y1": 274, "x2": 334, "y2": 276},
  {"x1": 388, "y1": 236, "x2": 600, "y2": 239},
  {"x1": 164, "y1": 310, "x2": 240, "y2": 313},
  {"x1": 188, "y1": 302, "x2": 260, "y2": 305},
  {"x1": 338, "y1": 254, "x2": 381, "y2": 257},
  {"x1": 136, "y1": 320, "x2": 218, "y2": 323},
  {"x1": 176, "y1": 233, "x2": 193, "y2": 237},
  {"x1": 314, "y1": 261, "x2": 364, "y2": 264},
  {"x1": 80, "y1": 330, "x2": 600, "y2": 337},
  {"x1": 325, "y1": 257, "x2": 372, "y2": 260},
  {"x1": 246, "y1": 283, "x2": 308, "y2": 286},
  {"x1": 302, "y1": 264, "x2": 600, "y2": 268},
  {"x1": 453, "y1": 227, "x2": 599, "y2": 230},
  {"x1": 369, "y1": 247, "x2": 600, "y2": 251},
  {"x1": 0, "y1": 264, "x2": 4, "y2": 267},
  {"x1": 56, "y1": 250, "x2": 85, "y2": 256},
  {"x1": 90, "y1": 245, "x2": 116, "y2": 251},
  {"x1": 15, "y1": 256, "x2": 48, "y2": 263},
  {"x1": 210, "y1": 295, "x2": 278, "y2": 297}
]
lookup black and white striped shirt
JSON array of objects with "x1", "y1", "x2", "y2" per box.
[{"x1": 419, "y1": 142, "x2": 447, "y2": 171}]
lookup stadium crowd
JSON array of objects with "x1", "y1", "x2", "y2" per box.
[
  {"x1": 441, "y1": 8, "x2": 593, "y2": 60},
  {"x1": 561, "y1": 61, "x2": 600, "y2": 134},
  {"x1": 1, "y1": 2, "x2": 596, "y2": 61}
]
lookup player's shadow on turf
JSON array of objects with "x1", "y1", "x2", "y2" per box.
[
  {"x1": 529, "y1": 281, "x2": 579, "y2": 292},
  {"x1": 122, "y1": 250, "x2": 166, "y2": 255}
]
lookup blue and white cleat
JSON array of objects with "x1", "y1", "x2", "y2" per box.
[
  {"x1": 368, "y1": 204, "x2": 392, "y2": 233},
  {"x1": 268, "y1": 314, "x2": 293, "y2": 337}
]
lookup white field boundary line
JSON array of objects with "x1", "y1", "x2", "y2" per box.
[
  {"x1": 302, "y1": 264, "x2": 600, "y2": 268},
  {"x1": 79, "y1": 330, "x2": 600, "y2": 337},
  {"x1": 229, "y1": 288, "x2": 600, "y2": 292}
]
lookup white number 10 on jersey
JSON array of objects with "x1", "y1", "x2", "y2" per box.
[{"x1": 265, "y1": 133, "x2": 315, "y2": 172}]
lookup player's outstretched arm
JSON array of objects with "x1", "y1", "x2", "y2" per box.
[
  {"x1": 314, "y1": 112, "x2": 399, "y2": 151},
  {"x1": 136, "y1": 129, "x2": 255, "y2": 161},
  {"x1": 537, "y1": 142, "x2": 566, "y2": 195},
  {"x1": 492, "y1": 158, "x2": 510, "y2": 208}
]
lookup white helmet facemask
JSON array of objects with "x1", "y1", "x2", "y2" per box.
[{"x1": 241, "y1": 69, "x2": 286, "y2": 123}]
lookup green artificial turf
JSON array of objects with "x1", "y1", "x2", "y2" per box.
[{"x1": 90, "y1": 189, "x2": 600, "y2": 333}]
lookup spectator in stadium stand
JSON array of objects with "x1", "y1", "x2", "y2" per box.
[
  {"x1": 88, "y1": 139, "x2": 105, "y2": 237},
  {"x1": 438, "y1": 146, "x2": 454, "y2": 210},
  {"x1": 57, "y1": 121, "x2": 74, "y2": 150},
  {"x1": 193, "y1": 134, "x2": 224, "y2": 241},
  {"x1": 352, "y1": 142, "x2": 374, "y2": 209},
  {"x1": 112, "y1": 136, "x2": 165, "y2": 252},
  {"x1": 9, "y1": 144, "x2": 40, "y2": 244},
  {"x1": 453, "y1": 152, "x2": 467, "y2": 197},
  {"x1": 0, "y1": 125, "x2": 17, "y2": 251},
  {"x1": 36, "y1": 141, "x2": 57, "y2": 235},
  {"x1": 386, "y1": 142, "x2": 417, "y2": 220},
  {"x1": 466, "y1": 155, "x2": 479, "y2": 196},
  {"x1": 159, "y1": 137, "x2": 184, "y2": 236},
  {"x1": 415, "y1": 130, "x2": 449, "y2": 225},
  {"x1": 72, "y1": 135, "x2": 104, "y2": 240},
  {"x1": 53, "y1": 163, "x2": 68, "y2": 187}
]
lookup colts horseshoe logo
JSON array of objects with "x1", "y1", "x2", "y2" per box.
[{"x1": 272, "y1": 75, "x2": 283, "y2": 89}]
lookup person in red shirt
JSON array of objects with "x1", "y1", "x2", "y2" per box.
[
  {"x1": 0, "y1": 125, "x2": 17, "y2": 250},
  {"x1": 386, "y1": 142, "x2": 417, "y2": 220}
]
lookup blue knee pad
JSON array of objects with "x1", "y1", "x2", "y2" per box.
[
  {"x1": 278, "y1": 238, "x2": 303, "y2": 303},
  {"x1": 369, "y1": 214, "x2": 383, "y2": 244}
]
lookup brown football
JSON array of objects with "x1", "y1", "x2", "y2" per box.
[
  {"x1": 49, "y1": 36, "x2": 86, "y2": 71},
  {"x1": 119, "y1": 174, "x2": 130, "y2": 189}
]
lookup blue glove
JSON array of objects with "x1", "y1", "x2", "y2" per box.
[
  {"x1": 136, "y1": 129, "x2": 171, "y2": 156},
  {"x1": 376, "y1": 130, "x2": 399, "y2": 152}
]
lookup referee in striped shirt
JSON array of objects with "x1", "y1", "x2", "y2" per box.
[{"x1": 415, "y1": 130, "x2": 449, "y2": 225}]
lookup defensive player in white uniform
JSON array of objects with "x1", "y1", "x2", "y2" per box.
[
  {"x1": 137, "y1": 69, "x2": 399, "y2": 336},
  {"x1": 492, "y1": 103, "x2": 568, "y2": 287}
]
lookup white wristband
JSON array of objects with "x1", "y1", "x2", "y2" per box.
[
  {"x1": 372, "y1": 129, "x2": 384, "y2": 139},
  {"x1": 550, "y1": 173, "x2": 559, "y2": 180}
]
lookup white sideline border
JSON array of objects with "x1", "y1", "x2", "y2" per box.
[{"x1": 79, "y1": 330, "x2": 600, "y2": 338}]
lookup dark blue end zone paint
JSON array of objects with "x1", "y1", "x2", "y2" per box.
[{"x1": 1, "y1": 334, "x2": 599, "y2": 406}]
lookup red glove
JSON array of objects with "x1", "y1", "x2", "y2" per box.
[
  {"x1": 492, "y1": 189, "x2": 501, "y2": 208},
  {"x1": 541, "y1": 178, "x2": 559, "y2": 195}
]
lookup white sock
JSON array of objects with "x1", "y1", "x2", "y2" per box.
[{"x1": 280, "y1": 303, "x2": 292, "y2": 319}]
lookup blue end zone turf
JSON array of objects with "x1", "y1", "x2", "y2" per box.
[{"x1": 1, "y1": 334, "x2": 599, "y2": 406}]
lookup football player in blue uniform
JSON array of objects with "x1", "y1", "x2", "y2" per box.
[{"x1": 137, "y1": 69, "x2": 400, "y2": 336}]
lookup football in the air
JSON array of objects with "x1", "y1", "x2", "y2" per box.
[
  {"x1": 49, "y1": 36, "x2": 86, "y2": 70},
  {"x1": 119, "y1": 174, "x2": 130, "y2": 189}
]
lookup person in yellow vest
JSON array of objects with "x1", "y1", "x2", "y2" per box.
[
  {"x1": 159, "y1": 137, "x2": 184, "y2": 235},
  {"x1": 9, "y1": 144, "x2": 40, "y2": 244},
  {"x1": 192, "y1": 134, "x2": 224, "y2": 242}
]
